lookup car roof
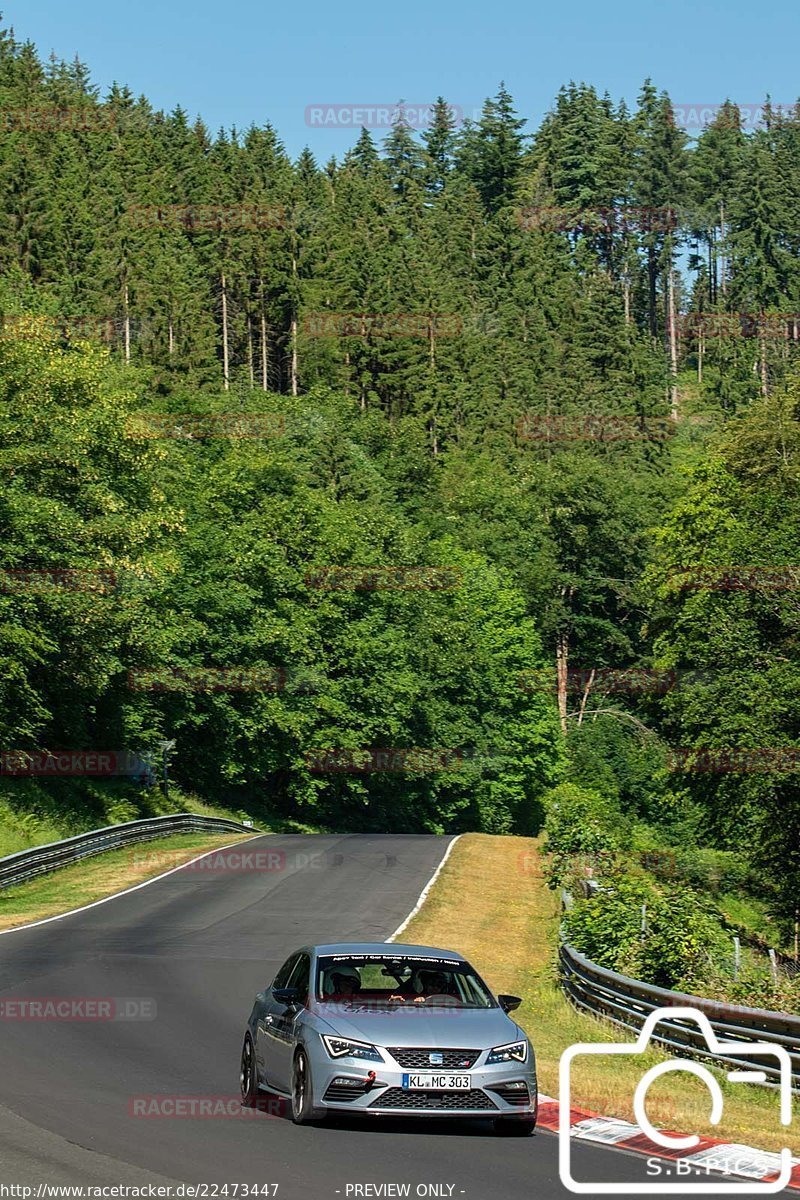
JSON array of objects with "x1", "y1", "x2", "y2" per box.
[{"x1": 308, "y1": 942, "x2": 465, "y2": 959}]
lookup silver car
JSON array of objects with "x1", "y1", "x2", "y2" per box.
[{"x1": 239, "y1": 942, "x2": 537, "y2": 1134}]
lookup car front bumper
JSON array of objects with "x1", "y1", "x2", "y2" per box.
[{"x1": 311, "y1": 1050, "x2": 538, "y2": 1117}]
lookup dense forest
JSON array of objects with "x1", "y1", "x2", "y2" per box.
[{"x1": 0, "y1": 25, "x2": 799, "y2": 940}]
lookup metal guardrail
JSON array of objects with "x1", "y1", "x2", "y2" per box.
[
  {"x1": 0, "y1": 813, "x2": 256, "y2": 890},
  {"x1": 559, "y1": 941, "x2": 800, "y2": 1088}
]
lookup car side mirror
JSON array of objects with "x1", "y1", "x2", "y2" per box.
[
  {"x1": 272, "y1": 986, "x2": 301, "y2": 1007},
  {"x1": 498, "y1": 994, "x2": 522, "y2": 1013}
]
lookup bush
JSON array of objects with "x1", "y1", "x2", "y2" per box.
[
  {"x1": 632, "y1": 832, "x2": 755, "y2": 895},
  {"x1": 542, "y1": 782, "x2": 626, "y2": 888},
  {"x1": 697, "y1": 964, "x2": 800, "y2": 1014},
  {"x1": 562, "y1": 876, "x2": 730, "y2": 990}
]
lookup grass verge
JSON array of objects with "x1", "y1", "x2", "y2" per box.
[
  {"x1": 399, "y1": 832, "x2": 796, "y2": 1154},
  {"x1": 0, "y1": 830, "x2": 254, "y2": 931}
]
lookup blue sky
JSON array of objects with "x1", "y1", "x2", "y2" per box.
[{"x1": 7, "y1": 0, "x2": 800, "y2": 160}]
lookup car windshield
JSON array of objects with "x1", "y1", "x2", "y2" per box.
[{"x1": 315, "y1": 953, "x2": 495, "y2": 1008}]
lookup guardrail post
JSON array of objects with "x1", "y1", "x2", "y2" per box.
[{"x1": 769, "y1": 948, "x2": 779, "y2": 984}]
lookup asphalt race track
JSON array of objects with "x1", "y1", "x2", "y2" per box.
[{"x1": 0, "y1": 834, "x2": 791, "y2": 1198}]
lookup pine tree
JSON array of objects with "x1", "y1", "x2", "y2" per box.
[
  {"x1": 383, "y1": 110, "x2": 425, "y2": 200},
  {"x1": 422, "y1": 97, "x2": 458, "y2": 193},
  {"x1": 456, "y1": 83, "x2": 526, "y2": 212},
  {"x1": 690, "y1": 102, "x2": 746, "y2": 303}
]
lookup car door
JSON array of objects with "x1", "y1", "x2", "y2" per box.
[
  {"x1": 270, "y1": 952, "x2": 311, "y2": 1092},
  {"x1": 257, "y1": 953, "x2": 298, "y2": 1085}
]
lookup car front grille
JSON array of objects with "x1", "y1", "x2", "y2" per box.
[
  {"x1": 323, "y1": 1082, "x2": 362, "y2": 1103},
  {"x1": 487, "y1": 1083, "x2": 531, "y2": 1107},
  {"x1": 386, "y1": 1047, "x2": 480, "y2": 1069},
  {"x1": 369, "y1": 1088, "x2": 497, "y2": 1111}
]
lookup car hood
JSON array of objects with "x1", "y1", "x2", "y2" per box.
[{"x1": 311, "y1": 1002, "x2": 522, "y2": 1049}]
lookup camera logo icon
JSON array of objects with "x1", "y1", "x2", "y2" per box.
[{"x1": 559, "y1": 1006, "x2": 793, "y2": 1194}]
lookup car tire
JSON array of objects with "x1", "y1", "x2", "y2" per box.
[
  {"x1": 290, "y1": 1047, "x2": 325, "y2": 1124},
  {"x1": 240, "y1": 1034, "x2": 259, "y2": 1108}
]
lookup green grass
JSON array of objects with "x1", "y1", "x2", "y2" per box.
[
  {"x1": 718, "y1": 890, "x2": 788, "y2": 950},
  {"x1": 400, "y1": 833, "x2": 797, "y2": 1155},
  {"x1": 0, "y1": 829, "x2": 254, "y2": 930},
  {"x1": 0, "y1": 780, "x2": 267, "y2": 861},
  {"x1": 0, "y1": 809, "x2": 66, "y2": 857}
]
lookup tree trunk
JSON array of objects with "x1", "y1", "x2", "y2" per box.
[
  {"x1": 623, "y1": 275, "x2": 631, "y2": 325},
  {"x1": 168, "y1": 319, "x2": 174, "y2": 357},
  {"x1": 290, "y1": 250, "x2": 299, "y2": 396},
  {"x1": 123, "y1": 283, "x2": 131, "y2": 365},
  {"x1": 577, "y1": 669, "x2": 595, "y2": 727},
  {"x1": 698, "y1": 326, "x2": 704, "y2": 384},
  {"x1": 719, "y1": 200, "x2": 727, "y2": 297},
  {"x1": 247, "y1": 317, "x2": 254, "y2": 388},
  {"x1": 556, "y1": 631, "x2": 569, "y2": 736},
  {"x1": 221, "y1": 271, "x2": 230, "y2": 391},
  {"x1": 359, "y1": 315, "x2": 366, "y2": 412},
  {"x1": 259, "y1": 279, "x2": 268, "y2": 391},
  {"x1": 760, "y1": 334, "x2": 768, "y2": 396},
  {"x1": 647, "y1": 245, "x2": 657, "y2": 337},
  {"x1": 668, "y1": 267, "x2": 679, "y2": 420},
  {"x1": 290, "y1": 312, "x2": 298, "y2": 396}
]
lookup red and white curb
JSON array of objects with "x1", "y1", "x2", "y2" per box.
[{"x1": 537, "y1": 1094, "x2": 800, "y2": 1191}]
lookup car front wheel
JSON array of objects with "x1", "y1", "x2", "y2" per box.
[
  {"x1": 240, "y1": 1034, "x2": 259, "y2": 1107},
  {"x1": 291, "y1": 1048, "x2": 324, "y2": 1124}
]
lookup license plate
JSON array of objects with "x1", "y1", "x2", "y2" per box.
[{"x1": 401, "y1": 1073, "x2": 471, "y2": 1090}]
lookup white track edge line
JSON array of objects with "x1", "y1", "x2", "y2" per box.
[
  {"x1": 0, "y1": 833, "x2": 262, "y2": 938},
  {"x1": 537, "y1": 1100, "x2": 799, "y2": 1186},
  {"x1": 385, "y1": 833, "x2": 461, "y2": 943}
]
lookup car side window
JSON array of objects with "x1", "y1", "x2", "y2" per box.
[
  {"x1": 272, "y1": 953, "x2": 299, "y2": 990},
  {"x1": 287, "y1": 953, "x2": 310, "y2": 1003}
]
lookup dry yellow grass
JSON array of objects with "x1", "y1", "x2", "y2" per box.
[
  {"x1": 0, "y1": 831, "x2": 254, "y2": 931},
  {"x1": 400, "y1": 832, "x2": 797, "y2": 1154}
]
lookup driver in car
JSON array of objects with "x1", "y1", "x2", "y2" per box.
[
  {"x1": 327, "y1": 966, "x2": 362, "y2": 998},
  {"x1": 390, "y1": 967, "x2": 455, "y2": 1003}
]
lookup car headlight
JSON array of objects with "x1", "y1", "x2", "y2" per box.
[
  {"x1": 486, "y1": 1040, "x2": 528, "y2": 1064},
  {"x1": 322, "y1": 1035, "x2": 383, "y2": 1062}
]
